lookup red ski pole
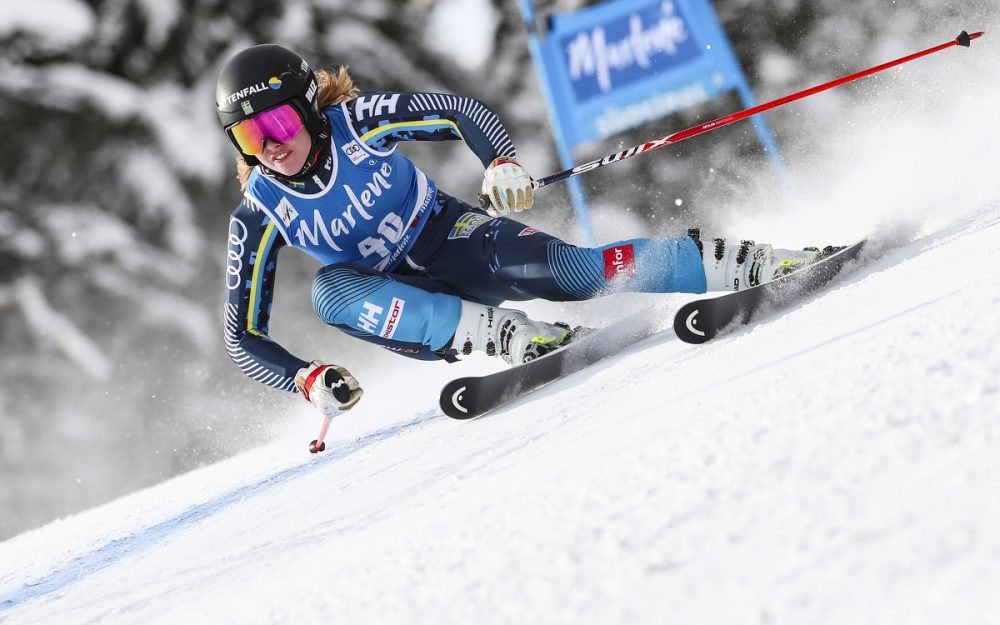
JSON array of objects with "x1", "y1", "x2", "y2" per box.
[
  {"x1": 309, "y1": 416, "x2": 333, "y2": 454},
  {"x1": 534, "y1": 30, "x2": 983, "y2": 190}
]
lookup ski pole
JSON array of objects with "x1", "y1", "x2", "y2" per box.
[
  {"x1": 309, "y1": 416, "x2": 334, "y2": 454},
  {"x1": 533, "y1": 30, "x2": 983, "y2": 190}
]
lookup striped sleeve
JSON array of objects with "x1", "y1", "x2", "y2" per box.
[
  {"x1": 223, "y1": 199, "x2": 307, "y2": 393},
  {"x1": 345, "y1": 92, "x2": 516, "y2": 167}
]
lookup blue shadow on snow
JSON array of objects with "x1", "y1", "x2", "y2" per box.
[{"x1": 0, "y1": 413, "x2": 434, "y2": 612}]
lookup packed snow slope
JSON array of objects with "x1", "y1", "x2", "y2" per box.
[
  {"x1": 3, "y1": 25, "x2": 1000, "y2": 623},
  {"x1": 1, "y1": 198, "x2": 999, "y2": 624}
]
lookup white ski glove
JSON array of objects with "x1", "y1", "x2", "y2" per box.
[
  {"x1": 480, "y1": 156, "x2": 534, "y2": 217},
  {"x1": 294, "y1": 361, "x2": 363, "y2": 418}
]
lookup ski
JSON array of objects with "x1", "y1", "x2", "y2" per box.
[
  {"x1": 440, "y1": 240, "x2": 866, "y2": 419},
  {"x1": 674, "y1": 239, "x2": 867, "y2": 344},
  {"x1": 440, "y1": 312, "x2": 663, "y2": 419}
]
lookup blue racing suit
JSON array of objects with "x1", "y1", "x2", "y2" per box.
[{"x1": 224, "y1": 92, "x2": 705, "y2": 392}]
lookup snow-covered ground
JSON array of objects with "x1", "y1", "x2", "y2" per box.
[
  {"x1": 3, "y1": 16, "x2": 1000, "y2": 625},
  {"x1": 1, "y1": 195, "x2": 998, "y2": 623}
]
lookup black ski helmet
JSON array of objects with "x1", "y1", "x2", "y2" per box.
[{"x1": 215, "y1": 44, "x2": 328, "y2": 171}]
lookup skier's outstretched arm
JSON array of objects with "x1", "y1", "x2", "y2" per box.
[
  {"x1": 224, "y1": 200, "x2": 363, "y2": 416},
  {"x1": 342, "y1": 92, "x2": 533, "y2": 215},
  {"x1": 343, "y1": 91, "x2": 514, "y2": 164}
]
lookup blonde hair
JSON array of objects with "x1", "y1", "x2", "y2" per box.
[{"x1": 236, "y1": 66, "x2": 360, "y2": 189}]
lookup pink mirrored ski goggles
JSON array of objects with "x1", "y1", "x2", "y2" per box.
[{"x1": 227, "y1": 103, "x2": 304, "y2": 156}]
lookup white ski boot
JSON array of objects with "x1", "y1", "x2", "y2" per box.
[
  {"x1": 688, "y1": 228, "x2": 840, "y2": 292},
  {"x1": 451, "y1": 300, "x2": 574, "y2": 365}
]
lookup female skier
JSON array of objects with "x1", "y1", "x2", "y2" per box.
[{"x1": 217, "y1": 44, "x2": 821, "y2": 419}]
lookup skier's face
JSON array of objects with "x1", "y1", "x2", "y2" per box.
[{"x1": 256, "y1": 124, "x2": 311, "y2": 177}]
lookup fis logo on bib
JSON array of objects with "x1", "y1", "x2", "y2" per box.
[
  {"x1": 602, "y1": 244, "x2": 636, "y2": 280},
  {"x1": 275, "y1": 197, "x2": 299, "y2": 227}
]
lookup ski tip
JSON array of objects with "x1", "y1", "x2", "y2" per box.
[
  {"x1": 440, "y1": 379, "x2": 479, "y2": 419},
  {"x1": 673, "y1": 303, "x2": 713, "y2": 344}
]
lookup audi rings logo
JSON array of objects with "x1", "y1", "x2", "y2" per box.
[{"x1": 226, "y1": 218, "x2": 248, "y2": 290}]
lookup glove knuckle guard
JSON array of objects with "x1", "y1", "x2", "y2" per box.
[
  {"x1": 296, "y1": 361, "x2": 363, "y2": 416},
  {"x1": 483, "y1": 157, "x2": 532, "y2": 217}
]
